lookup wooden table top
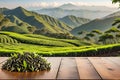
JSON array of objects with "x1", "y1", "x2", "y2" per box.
[{"x1": 0, "y1": 57, "x2": 120, "y2": 79}]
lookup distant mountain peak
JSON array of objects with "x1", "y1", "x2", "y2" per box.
[
  {"x1": 61, "y1": 3, "x2": 76, "y2": 6},
  {"x1": 59, "y1": 3, "x2": 77, "y2": 9},
  {"x1": 104, "y1": 11, "x2": 120, "y2": 19},
  {"x1": 59, "y1": 15, "x2": 90, "y2": 28},
  {"x1": 14, "y1": 6, "x2": 26, "y2": 11},
  {"x1": 63, "y1": 15, "x2": 90, "y2": 20}
]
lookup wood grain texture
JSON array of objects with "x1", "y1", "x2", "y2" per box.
[
  {"x1": 107, "y1": 57, "x2": 120, "y2": 66},
  {"x1": 57, "y1": 57, "x2": 79, "y2": 79},
  {"x1": 0, "y1": 57, "x2": 120, "y2": 79},
  {"x1": 88, "y1": 57, "x2": 120, "y2": 79},
  {"x1": 76, "y1": 57, "x2": 101, "y2": 79}
]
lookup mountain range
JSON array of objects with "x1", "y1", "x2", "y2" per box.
[
  {"x1": 59, "y1": 3, "x2": 116, "y2": 11},
  {"x1": 35, "y1": 3, "x2": 117, "y2": 19},
  {"x1": 71, "y1": 11, "x2": 120, "y2": 35},
  {"x1": 59, "y1": 15, "x2": 90, "y2": 28},
  {"x1": 0, "y1": 7, "x2": 73, "y2": 34},
  {"x1": 0, "y1": 6, "x2": 120, "y2": 38}
]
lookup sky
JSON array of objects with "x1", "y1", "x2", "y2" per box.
[{"x1": 0, "y1": 0, "x2": 118, "y2": 9}]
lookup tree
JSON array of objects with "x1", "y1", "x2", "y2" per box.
[
  {"x1": 98, "y1": 33, "x2": 114, "y2": 44},
  {"x1": 112, "y1": 0, "x2": 120, "y2": 5},
  {"x1": 84, "y1": 36, "x2": 90, "y2": 41},
  {"x1": 27, "y1": 26, "x2": 36, "y2": 33},
  {"x1": 105, "y1": 27, "x2": 120, "y2": 43},
  {"x1": 83, "y1": 32, "x2": 95, "y2": 43},
  {"x1": 86, "y1": 33, "x2": 95, "y2": 37},
  {"x1": 112, "y1": 0, "x2": 120, "y2": 29},
  {"x1": 112, "y1": 18, "x2": 120, "y2": 28},
  {"x1": 91, "y1": 29, "x2": 102, "y2": 35},
  {"x1": 105, "y1": 27, "x2": 120, "y2": 33},
  {"x1": 116, "y1": 34, "x2": 120, "y2": 42},
  {"x1": 78, "y1": 31, "x2": 87, "y2": 38}
]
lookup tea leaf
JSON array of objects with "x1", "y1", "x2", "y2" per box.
[{"x1": 23, "y1": 60, "x2": 27, "y2": 69}]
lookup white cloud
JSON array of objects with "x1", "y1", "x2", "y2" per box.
[
  {"x1": 67, "y1": 2, "x2": 118, "y2": 8},
  {"x1": 0, "y1": 1, "x2": 118, "y2": 9},
  {"x1": 30, "y1": 2, "x2": 61, "y2": 8},
  {"x1": 28, "y1": 1, "x2": 119, "y2": 8}
]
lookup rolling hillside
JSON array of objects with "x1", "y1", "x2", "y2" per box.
[
  {"x1": 0, "y1": 31, "x2": 92, "y2": 47},
  {"x1": 3, "y1": 7, "x2": 72, "y2": 34},
  {"x1": 59, "y1": 15, "x2": 90, "y2": 28},
  {"x1": 71, "y1": 14, "x2": 120, "y2": 35},
  {"x1": 0, "y1": 31, "x2": 119, "y2": 57},
  {"x1": 0, "y1": 14, "x2": 35, "y2": 33}
]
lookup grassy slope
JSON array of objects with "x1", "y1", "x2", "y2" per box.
[
  {"x1": 71, "y1": 16, "x2": 119, "y2": 35},
  {"x1": 59, "y1": 15, "x2": 90, "y2": 28},
  {"x1": 24, "y1": 34, "x2": 92, "y2": 46},
  {"x1": 4, "y1": 7, "x2": 72, "y2": 33},
  {"x1": 0, "y1": 34, "x2": 18, "y2": 44},
  {"x1": 0, "y1": 31, "x2": 119, "y2": 57},
  {"x1": 0, "y1": 31, "x2": 76, "y2": 47},
  {"x1": 0, "y1": 14, "x2": 33, "y2": 33},
  {"x1": 0, "y1": 43, "x2": 120, "y2": 56}
]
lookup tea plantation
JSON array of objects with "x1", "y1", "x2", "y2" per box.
[{"x1": 0, "y1": 31, "x2": 120, "y2": 57}]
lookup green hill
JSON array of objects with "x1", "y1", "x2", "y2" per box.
[
  {"x1": 0, "y1": 31, "x2": 92, "y2": 47},
  {"x1": 0, "y1": 31, "x2": 75, "y2": 47},
  {"x1": 59, "y1": 15, "x2": 90, "y2": 28},
  {"x1": 0, "y1": 14, "x2": 35, "y2": 33},
  {"x1": 71, "y1": 11, "x2": 120, "y2": 35},
  {"x1": 71, "y1": 16, "x2": 119, "y2": 35},
  {"x1": 3, "y1": 7, "x2": 72, "y2": 34},
  {"x1": 0, "y1": 34, "x2": 18, "y2": 44}
]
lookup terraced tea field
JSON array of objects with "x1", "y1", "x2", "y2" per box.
[
  {"x1": 0, "y1": 34, "x2": 18, "y2": 44},
  {"x1": 0, "y1": 31, "x2": 120, "y2": 57}
]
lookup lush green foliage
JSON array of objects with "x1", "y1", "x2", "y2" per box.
[
  {"x1": 0, "y1": 31, "x2": 119, "y2": 57},
  {"x1": 25, "y1": 34, "x2": 91, "y2": 46},
  {"x1": 0, "y1": 31, "x2": 75, "y2": 47},
  {"x1": 78, "y1": 26, "x2": 120, "y2": 45},
  {"x1": 0, "y1": 42, "x2": 119, "y2": 56},
  {"x1": 112, "y1": 0, "x2": 120, "y2": 4},
  {"x1": 2, "y1": 52, "x2": 51, "y2": 72},
  {"x1": 0, "y1": 34, "x2": 18, "y2": 44}
]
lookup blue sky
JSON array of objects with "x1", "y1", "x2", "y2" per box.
[{"x1": 0, "y1": 0, "x2": 118, "y2": 9}]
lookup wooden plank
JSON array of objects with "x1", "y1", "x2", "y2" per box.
[
  {"x1": 0, "y1": 69, "x2": 24, "y2": 79},
  {"x1": 76, "y1": 57, "x2": 101, "y2": 79},
  {"x1": 57, "y1": 57, "x2": 79, "y2": 79},
  {"x1": 88, "y1": 57, "x2": 120, "y2": 79},
  {"x1": 101, "y1": 57, "x2": 120, "y2": 79},
  {"x1": 0, "y1": 57, "x2": 9, "y2": 64},
  {"x1": 106, "y1": 57, "x2": 120, "y2": 66},
  {"x1": 21, "y1": 57, "x2": 62, "y2": 79}
]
